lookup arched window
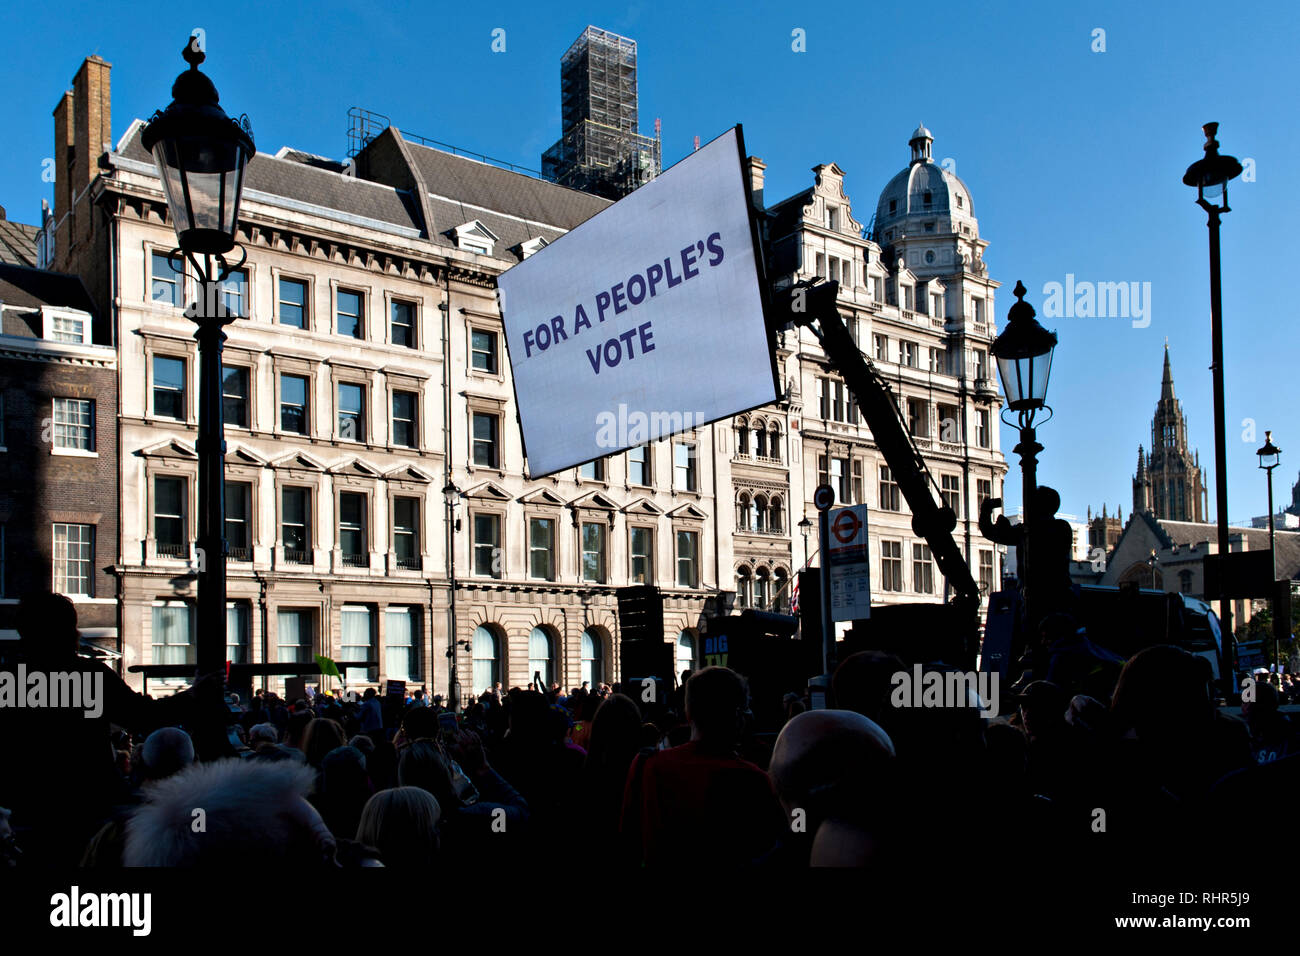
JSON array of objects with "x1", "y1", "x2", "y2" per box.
[
  {"x1": 581, "y1": 629, "x2": 604, "y2": 687},
  {"x1": 773, "y1": 569, "x2": 789, "y2": 612},
  {"x1": 737, "y1": 493, "x2": 751, "y2": 531},
  {"x1": 769, "y1": 425, "x2": 781, "y2": 463},
  {"x1": 471, "y1": 625, "x2": 499, "y2": 695},
  {"x1": 736, "y1": 568, "x2": 752, "y2": 609},
  {"x1": 754, "y1": 495, "x2": 768, "y2": 533},
  {"x1": 769, "y1": 496, "x2": 784, "y2": 534},
  {"x1": 756, "y1": 425, "x2": 768, "y2": 459},
  {"x1": 1179, "y1": 570, "x2": 1193, "y2": 594},
  {"x1": 677, "y1": 631, "x2": 695, "y2": 677},
  {"x1": 528, "y1": 626, "x2": 554, "y2": 688},
  {"x1": 735, "y1": 417, "x2": 749, "y2": 456},
  {"x1": 755, "y1": 568, "x2": 771, "y2": 610}
]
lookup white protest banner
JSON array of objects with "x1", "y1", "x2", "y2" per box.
[{"x1": 496, "y1": 126, "x2": 777, "y2": 477}]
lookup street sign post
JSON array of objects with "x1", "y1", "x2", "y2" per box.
[
  {"x1": 827, "y1": 504, "x2": 872, "y2": 623},
  {"x1": 813, "y1": 484, "x2": 836, "y2": 674}
]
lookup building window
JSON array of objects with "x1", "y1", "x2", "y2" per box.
[
  {"x1": 472, "y1": 413, "x2": 499, "y2": 467},
  {"x1": 874, "y1": 334, "x2": 888, "y2": 362},
  {"x1": 830, "y1": 457, "x2": 849, "y2": 504},
  {"x1": 937, "y1": 404, "x2": 960, "y2": 443},
  {"x1": 473, "y1": 513, "x2": 501, "y2": 578},
  {"x1": 773, "y1": 569, "x2": 789, "y2": 612},
  {"x1": 337, "y1": 288, "x2": 364, "y2": 339},
  {"x1": 769, "y1": 496, "x2": 784, "y2": 534},
  {"x1": 879, "y1": 465, "x2": 901, "y2": 511},
  {"x1": 628, "y1": 444, "x2": 651, "y2": 486},
  {"x1": 930, "y1": 348, "x2": 947, "y2": 374},
  {"x1": 220, "y1": 268, "x2": 248, "y2": 317},
  {"x1": 471, "y1": 329, "x2": 498, "y2": 372},
  {"x1": 222, "y1": 366, "x2": 249, "y2": 429},
  {"x1": 51, "y1": 314, "x2": 87, "y2": 344},
  {"x1": 976, "y1": 410, "x2": 991, "y2": 449},
  {"x1": 827, "y1": 207, "x2": 839, "y2": 231},
  {"x1": 282, "y1": 487, "x2": 311, "y2": 564},
  {"x1": 881, "y1": 540, "x2": 903, "y2": 592},
  {"x1": 676, "y1": 530, "x2": 699, "y2": 587},
  {"x1": 529, "y1": 517, "x2": 555, "y2": 581},
  {"x1": 815, "y1": 252, "x2": 826, "y2": 279},
  {"x1": 979, "y1": 550, "x2": 994, "y2": 593},
  {"x1": 338, "y1": 383, "x2": 365, "y2": 442},
  {"x1": 977, "y1": 479, "x2": 993, "y2": 512},
  {"x1": 528, "y1": 627, "x2": 554, "y2": 687},
  {"x1": 581, "y1": 629, "x2": 604, "y2": 687},
  {"x1": 391, "y1": 300, "x2": 416, "y2": 348},
  {"x1": 932, "y1": 293, "x2": 944, "y2": 317},
  {"x1": 472, "y1": 626, "x2": 500, "y2": 694},
  {"x1": 913, "y1": 543, "x2": 935, "y2": 594},
  {"x1": 155, "y1": 476, "x2": 187, "y2": 558},
  {"x1": 153, "y1": 602, "x2": 194, "y2": 666},
  {"x1": 630, "y1": 526, "x2": 653, "y2": 584},
  {"x1": 737, "y1": 417, "x2": 751, "y2": 455},
  {"x1": 338, "y1": 492, "x2": 368, "y2": 567},
  {"x1": 768, "y1": 424, "x2": 783, "y2": 462},
  {"x1": 677, "y1": 632, "x2": 695, "y2": 675},
  {"x1": 151, "y1": 251, "x2": 183, "y2": 306},
  {"x1": 386, "y1": 607, "x2": 419, "y2": 682},
  {"x1": 738, "y1": 493, "x2": 755, "y2": 532},
  {"x1": 579, "y1": 460, "x2": 605, "y2": 481},
  {"x1": 581, "y1": 522, "x2": 607, "y2": 584},
  {"x1": 902, "y1": 341, "x2": 919, "y2": 368},
  {"x1": 392, "y1": 390, "x2": 418, "y2": 448},
  {"x1": 340, "y1": 606, "x2": 373, "y2": 682},
  {"x1": 873, "y1": 276, "x2": 884, "y2": 303},
  {"x1": 941, "y1": 474, "x2": 961, "y2": 516},
  {"x1": 277, "y1": 608, "x2": 313, "y2": 663},
  {"x1": 974, "y1": 297, "x2": 985, "y2": 324},
  {"x1": 851, "y1": 460, "x2": 864, "y2": 504},
  {"x1": 278, "y1": 373, "x2": 310, "y2": 435},
  {"x1": 907, "y1": 398, "x2": 929, "y2": 437},
  {"x1": 53, "y1": 523, "x2": 93, "y2": 596},
  {"x1": 736, "y1": 568, "x2": 751, "y2": 608},
  {"x1": 226, "y1": 602, "x2": 250, "y2": 664},
  {"x1": 52, "y1": 398, "x2": 93, "y2": 450},
  {"x1": 226, "y1": 481, "x2": 251, "y2": 560},
  {"x1": 674, "y1": 441, "x2": 697, "y2": 492},
  {"x1": 1179, "y1": 569, "x2": 1193, "y2": 594},
  {"x1": 974, "y1": 348, "x2": 989, "y2": 380},
  {"x1": 278, "y1": 277, "x2": 307, "y2": 329},
  {"x1": 393, "y1": 497, "x2": 420, "y2": 570},
  {"x1": 153, "y1": 355, "x2": 186, "y2": 420}
]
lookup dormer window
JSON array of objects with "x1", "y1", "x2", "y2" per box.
[
  {"x1": 923, "y1": 190, "x2": 932, "y2": 205},
  {"x1": 43, "y1": 307, "x2": 91, "y2": 345},
  {"x1": 518, "y1": 237, "x2": 548, "y2": 259},
  {"x1": 452, "y1": 220, "x2": 500, "y2": 257},
  {"x1": 827, "y1": 207, "x2": 839, "y2": 231},
  {"x1": 889, "y1": 200, "x2": 897, "y2": 214},
  {"x1": 924, "y1": 222, "x2": 935, "y2": 233},
  {"x1": 956, "y1": 194, "x2": 964, "y2": 208}
]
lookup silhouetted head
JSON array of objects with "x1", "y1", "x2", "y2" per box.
[
  {"x1": 833, "y1": 650, "x2": 905, "y2": 723},
  {"x1": 302, "y1": 719, "x2": 347, "y2": 768},
  {"x1": 17, "y1": 592, "x2": 78, "y2": 661},
  {"x1": 140, "y1": 727, "x2": 196, "y2": 782},
  {"x1": 1111, "y1": 644, "x2": 1215, "y2": 746},
  {"x1": 1032, "y1": 486, "x2": 1061, "y2": 519},
  {"x1": 355, "y1": 786, "x2": 440, "y2": 867},
  {"x1": 685, "y1": 666, "x2": 750, "y2": 746}
]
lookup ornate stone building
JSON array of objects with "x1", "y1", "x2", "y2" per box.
[{"x1": 1132, "y1": 345, "x2": 1207, "y2": 522}]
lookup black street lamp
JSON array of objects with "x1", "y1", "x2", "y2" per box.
[
  {"x1": 1257, "y1": 431, "x2": 1282, "y2": 668},
  {"x1": 443, "y1": 480, "x2": 462, "y2": 708},
  {"x1": 1148, "y1": 548, "x2": 1159, "y2": 590},
  {"x1": 1183, "y1": 122, "x2": 1243, "y2": 686},
  {"x1": 141, "y1": 36, "x2": 254, "y2": 681},
  {"x1": 992, "y1": 280, "x2": 1058, "y2": 645},
  {"x1": 798, "y1": 516, "x2": 812, "y2": 569}
]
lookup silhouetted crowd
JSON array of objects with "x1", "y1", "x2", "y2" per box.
[{"x1": 1, "y1": 592, "x2": 1296, "y2": 875}]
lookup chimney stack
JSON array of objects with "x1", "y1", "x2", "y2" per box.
[
  {"x1": 747, "y1": 156, "x2": 766, "y2": 211},
  {"x1": 52, "y1": 55, "x2": 111, "y2": 272}
]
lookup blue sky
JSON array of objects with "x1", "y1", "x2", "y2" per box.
[{"x1": 2, "y1": 0, "x2": 1296, "y2": 523}]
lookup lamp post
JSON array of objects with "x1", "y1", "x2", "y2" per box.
[
  {"x1": 141, "y1": 36, "x2": 254, "y2": 681},
  {"x1": 1148, "y1": 548, "x2": 1159, "y2": 589},
  {"x1": 1183, "y1": 122, "x2": 1243, "y2": 687},
  {"x1": 443, "y1": 480, "x2": 461, "y2": 708},
  {"x1": 1257, "y1": 431, "x2": 1282, "y2": 668},
  {"x1": 798, "y1": 516, "x2": 812, "y2": 569},
  {"x1": 992, "y1": 281, "x2": 1058, "y2": 653}
]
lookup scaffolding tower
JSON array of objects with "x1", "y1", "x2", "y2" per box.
[{"x1": 542, "y1": 26, "x2": 662, "y2": 199}]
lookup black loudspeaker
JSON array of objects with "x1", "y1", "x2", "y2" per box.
[
  {"x1": 617, "y1": 585, "x2": 664, "y2": 642},
  {"x1": 620, "y1": 638, "x2": 675, "y2": 685}
]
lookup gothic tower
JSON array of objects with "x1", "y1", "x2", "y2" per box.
[{"x1": 1132, "y1": 344, "x2": 1208, "y2": 522}]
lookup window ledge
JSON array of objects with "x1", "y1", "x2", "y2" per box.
[{"x1": 52, "y1": 447, "x2": 99, "y2": 458}]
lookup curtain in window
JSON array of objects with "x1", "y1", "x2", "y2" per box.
[
  {"x1": 472, "y1": 626, "x2": 498, "y2": 694},
  {"x1": 153, "y1": 604, "x2": 193, "y2": 666},
  {"x1": 341, "y1": 607, "x2": 372, "y2": 681},
  {"x1": 385, "y1": 608, "x2": 417, "y2": 682},
  {"x1": 528, "y1": 627, "x2": 553, "y2": 687},
  {"x1": 581, "y1": 629, "x2": 602, "y2": 687},
  {"x1": 226, "y1": 603, "x2": 248, "y2": 664}
]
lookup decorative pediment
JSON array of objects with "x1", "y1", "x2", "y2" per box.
[
  {"x1": 225, "y1": 444, "x2": 267, "y2": 466},
  {"x1": 138, "y1": 439, "x2": 197, "y2": 460},
  {"x1": 462, "y1": 480, "x2": 511, "y2": 501},
  {"x1": 270, "y1": 451, "x2": 326, "y2": 472},
  {"x1": 328, "y1": 457, "x2": 382, "y2": 478},
  {"x1": 519, "y1": 487, "x2": 565, "y2": 506},
  {"x1": 622, "y1": 496, "x2": 664, "y2": 516},
  {"x1": 385, "y1": 463, "x2": 435, "y2": 484},
  {"x1": 570, "y1": 491, "x2": 618, "y2": 511},
  {"x1": 514, "y1": 236, "x2": 549, "y2": 260},
  {"x1": 668, "y1": 502, "x2": 708, "y2": 521}
]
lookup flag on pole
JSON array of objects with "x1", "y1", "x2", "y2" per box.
[{"x1": 315, "y1": 654, "x2": 341, "y2": 680}]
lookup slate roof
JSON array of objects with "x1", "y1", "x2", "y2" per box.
[
  {"x1": 117, "y1": 120, "x2": 422, "y2": 232},
  {"x1": 0, "y1": 215, "x2": 39, "y2": 267},
  {"x1": 1159, "y1": 518, "x2": 1300, "y2": 581},
  {"x1": 0, "y1": 262, "x2": 96, "y2": 313}
]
